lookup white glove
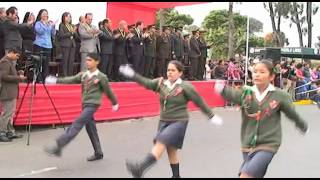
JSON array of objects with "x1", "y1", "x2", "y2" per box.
[
  {"x1": 214, "y1": 80, "x2": 226, "y2": 93},
  {"x1": 119, "y1": 64, "x2": 135, "y2": 78},
  {"x1": 112, "y1": 104, "x2": 119, "y2": 112},
  {"x1": 45, "y1": 76, "x2": 57, "y2": 84},
  {"x1": 209, "y1": 115, "x2": 223, "y2": 126}
]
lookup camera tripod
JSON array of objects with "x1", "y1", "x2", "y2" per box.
[{"x1": 13, "y1": 54, "x2": 65, "y2": 146}]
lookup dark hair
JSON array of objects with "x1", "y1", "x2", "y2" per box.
[
  {"x1": 218, "y1": 60, "x2": 223, "y2": 65},
  {"x1": 7, "y1": 47, "x2": 21, "y2": 54},
  {"x1": 85, "y1": 13, "x2": 92, "y2": 18},
  {"x1": 36, "y1": 9, "x2": 48, "y2": 22},
  {"x1": 255, "y1": 59, "x2": 275, "y2": 75},
  {"x1": 296, "y1": 63, "x2": 303, "y2": 69},
  {"x1": 61, "y1": 12, "x2": 71, "y2": 24},
  {"x1": 102, "y1": 18, "x2": 109, "y2": 25},
  {"x1": 135, "y1": 21, "x2": 143, "y2": 27},
  {"x1": 229, "y1": 58, "x2": 235, "y2": 62},
  {"x1": 87, "y1": 53, "x2": 100, "y2": 61},
  {"x1": 79, "y1": 16, "x2": 83, "y2": 22},
  {"x1": 168, "y1": 60, "x2": 184, "y2": 72},
  {"x1": 22, "y1": 12, "x2": 31, "y2": 23},
  {"x1": 6, "y1": 6, "x2": 17, "y2": 16}
]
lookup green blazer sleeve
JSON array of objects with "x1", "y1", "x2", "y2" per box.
[
  {"x1": 100, "y1": 76, "x2": 118, "y2": 105},
  {"x1": 220, "y1": 86, "x2": 243, "y2": 105},
  {"x1": 183, "y1": 82, "x2": 214, "y2": 118},
  {"x1": 133, "y1": 74, "x2": 161, "y2": 92},
  {"x1": 280, "y1": 91, "x2": 308, "y2": 132},
  {"x1": 57, "y1": 72, "x2": 82, "y2": 84}
]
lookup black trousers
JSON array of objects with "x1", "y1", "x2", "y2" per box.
[
  {"x1": 144, "y1": 56, "x2": 155, "y2": 78},
  {"x1": 56, "y1": 104, "x2": 103, "y2": 155},
  {"x1": 61, "y1": 47, "x2": 76, "y2": 76},
  {"x1": 113, "y1": 54, "x2": 128, "y2": 81},
  {"x1": 99, "y1": 54, "x2": 113, "y2": 79},
  {"x1": 157, "y1": 57, "x2": 170, "y2": 78},
  {"x1": 197, "y1": 56, "x2": 206, "y2": 80},
  {"x1": 33, "y1": 44, "x2": 51, "y2": 81},
  {"x1": 132, "y1": 53, "x2": 145, "y2": 75},
  {"x1": 189, "y1": 57, "x2": 199, "y2": 80}
]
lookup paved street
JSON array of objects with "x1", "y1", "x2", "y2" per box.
[{"x1": 0, "y1": 105, "x2": 319, "y2": 178}]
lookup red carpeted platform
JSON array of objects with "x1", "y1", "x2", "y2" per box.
[{"x1": 14, "y1": 81, "x2": 225, "y2": 126}]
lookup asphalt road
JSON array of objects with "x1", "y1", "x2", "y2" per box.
[{"x1": 0, "y1": 105, "x2": 319, "y2": 178}]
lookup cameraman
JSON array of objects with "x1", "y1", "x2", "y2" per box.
[{"x1": 0, "y1": 48, "x2": 26, "y2": 142}]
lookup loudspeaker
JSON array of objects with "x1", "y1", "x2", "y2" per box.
[{"x1": 260, "y1": 48, "x2": 281, "y2": 64}]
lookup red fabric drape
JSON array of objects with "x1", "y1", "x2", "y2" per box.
[
  {"x1": 14, "y1": 81, "x2": 225, "y2": 126},
  {"x1": 106, "y1": 2, "x2": 208, "y2": 29}
]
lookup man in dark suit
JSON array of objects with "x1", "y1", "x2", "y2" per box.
[
  {"x1": 126, "y1": 24, "x2": 135, "y2": 65},
  {"x1": 197, "y1": 29, "x2": 210, "y2": 80},
  {"x1": 0, "y1": 7, "x2": 6, "y2": 58},
  {"x1": 130, "y1": 21, "x2": 145, "y2": 75},
  {"x1": 0, "y1": 48, "x2": 26, "y2": 142},
  {"x1": 113, "y1": 20, "x2": 128, "y2": 81},
  {"x1": 156, "y1": 25, "x2": 171, "y2": 78},
  {"x1": 189, "y1": 29, "x2": 201, "y2": 80},
  {"x1": 171, "y1": 26, "x2": 184, "y2": 63},
  {"x1": 143, "y1": 24, "x2": 157, "y2": 78},
  {"x1": 99, "y1": 18, "x2": 114, "y2": 79},
  {"x1": 3, "y1": 7, "x2": 33, "y2": 54}
]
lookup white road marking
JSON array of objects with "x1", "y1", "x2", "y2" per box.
[{"x1": 16, "y1": 166, "x2": 58, "y2": 177}]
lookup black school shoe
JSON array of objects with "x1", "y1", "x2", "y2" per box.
[
  {"x1": 125, "y1": 160, "x2": 143, "y2": 178},
  {"x1": 44, "y1": 143, "x2": 62, "y2": 157},
  {"x1": 6, "y1": 132, "x2": 23, "y2": 139},
  {"x1": 0, "y1": 134, "x2": 11, "y2": 142},
  {"x1": 87, "y1": 154, "x2": 103, "y2": 161}
]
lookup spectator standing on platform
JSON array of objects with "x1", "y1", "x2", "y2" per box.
[
  {"x1": 0, "y1": 48, "x2": 26, "y2": 142},
  {"x1": 197, "y1": 29, "x2": 209, "y2": 80},
  {"x1": 214, "y1": 60, "x2": 308, "y2": 178},
  {"x1": 99, "y1": 18, "x2": 114, "y2": 78},
  {"x1": 143, "y1": 24, "x2": 157, "y2": 78},
  {"x1": 156, "y1": 25, "x2": 172, "y2": 78},
  {"x1": 44, "y1": 53, "x2": 119, "y2": 161},
  {"x1": 58, "y1": 12, "x2": 77, "y2": 76},
  {"x1": 131, "y1": 21, "x2": 145, "y2": 75},
  {"x1": 113, "y1": 20, "x2": 129, "y2": 82},
  {"x1": 33, "y1": 9, "x2": 56, "y2": 80},
  {"x1": 21, "y1": 12, "x2": 35, "y2": 53},
  {"x1": 119, "y1": 60, "x2": 223, "y2": 178},
  {"x1": 0, "y1": 7, "x2": 6, "y2": 58},
  {"x1": 79, "y1": 13, "x2": 101, "y2": 71},
  {"x1": 4, "y1": 7, "x2": 34, "y2": 56},
  {"x1": 188, "y1": 28, "x2": 201, "y2": 80},
  {"x1": 74, "y1": 16, "x2": 85, "y2": 74},
  {"x1": 182, "y1": 33, "x2": 190, "y2": 66},
  {"x1": 171, "y1": 26, "x2": 184, "y2": 62}
]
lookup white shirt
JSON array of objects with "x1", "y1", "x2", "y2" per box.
[
  {"x1": 85, "y1": 69, "x2": 100, "y2": 79},
  {"x1": 163, "y1": 78, "x2": 182, "y2": 90},
  {"x1": 251, "y1": 84, "x2": 276, "y2": 102}
]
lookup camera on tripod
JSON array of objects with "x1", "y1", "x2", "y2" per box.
[{"x1": 22, "y1": 50, "x2": 45, "y2": 82}]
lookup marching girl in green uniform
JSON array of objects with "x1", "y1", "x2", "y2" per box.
[
  {"x1": 119, "y1": 60, "x2": 223, "y2": 178},
  {"x1": 214, "y1": 60, "x2": 309, "y2": 178}
]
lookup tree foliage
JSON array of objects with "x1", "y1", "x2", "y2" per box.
[
  {"x1": 156, "y1": 8, "x2": 193, "y2": 29},
  {"x1": 202, "y1": 10, "x2": 264, "y2": 59}
]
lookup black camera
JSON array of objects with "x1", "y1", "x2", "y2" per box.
[{"x1": 19, "y1": 50, "x2": 45, "y2": 82}]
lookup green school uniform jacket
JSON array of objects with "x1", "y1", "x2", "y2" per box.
[
  {"x1": 133, "y1": 74, "x2": 214, "y2": 122},
  {"x1": 221, "y1": 85, "x2": 308, "y2": 153},
  {"x1": 57, "y1": 71, "x2": 117, "y2": 106}
]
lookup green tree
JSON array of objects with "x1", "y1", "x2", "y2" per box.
[
  {"x1": 156, "y1": 9, "x2": 193, "y2": 29},
  {"x1": 202, "y1": 10, "x2": 264, "y2": 59}
]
